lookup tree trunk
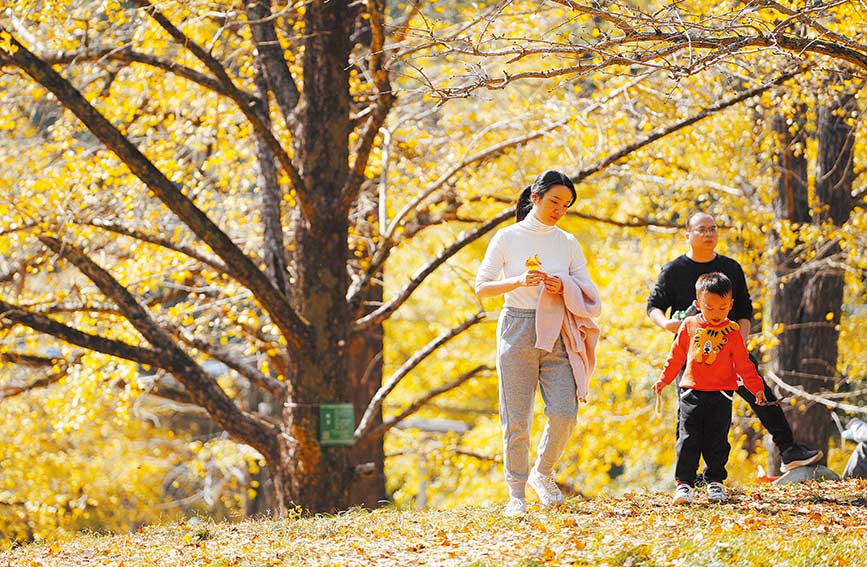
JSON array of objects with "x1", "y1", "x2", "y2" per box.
[
  {"x1": 790, "y1": 92, "x2": 856, "y2": 456},
  {"x1": 815, "y1": 94, "x2": 856, "y2": 227},
  {"x1": 768, "y1": 107, "x2": 810, "y2": 473},
  {"x1": 768, "y1": 92, "x2": 856, "y2": 472},
  {"x1": 348, "y1": 283, "x2": 387, "y2": 508},
  {"x1": 271, "y1": 1, "x2": 355, "y2": 513}
]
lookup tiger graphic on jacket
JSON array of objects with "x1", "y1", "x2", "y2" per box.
[{"x1": 691, "y1": 322, "x2": 740, "y2": 365}]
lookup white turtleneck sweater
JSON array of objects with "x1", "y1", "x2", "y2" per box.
[{"x1": 475, "y1": 212, "x2": 591, "y2": 309}]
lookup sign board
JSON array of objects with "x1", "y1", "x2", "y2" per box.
[{"x1": 319, "y1": 403, "x2": 355, "y2": 446}]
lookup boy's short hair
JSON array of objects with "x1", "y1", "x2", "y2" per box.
[{"x1": 696, "y1": 272, "x2": 732, "y2": 297}]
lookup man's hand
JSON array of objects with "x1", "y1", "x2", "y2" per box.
[
  {"x1": 754, "y1": 390, "x2": 767, "y2": 406},
  {"x1": 652, "y1": 380, "x2": 666, "y2": 394},
  {"x1": 649, "y1": 308, "x2": 683, "y2": 334}
]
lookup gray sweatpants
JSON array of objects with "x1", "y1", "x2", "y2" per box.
[{"x1": 497, "y1": 307, "x2": 578, "y2": 499}]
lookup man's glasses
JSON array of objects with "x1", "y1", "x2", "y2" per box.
[{"x1": 690, "y1": 227, "x2": 718, "y2": 235}]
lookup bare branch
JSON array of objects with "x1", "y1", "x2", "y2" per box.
[
  {"x1": 573, "y1": 67, "x2": 806, "y2": 184},
  {"x1": 1, "y1": 363, "x2": 73, "y2": 400},
  {"x1": 388, "y1": 0, "x2": 520, "y2": 62},
  {"x1": 1, "y1": 30, "x2": 310, "y2": 353},
  {"x1": 0, "y1": 221, "x2": 38, "y2": 238},
  {"x1": 412, "y1": 11, "x2": 866, "y2": 100},
  {"x1": 355, "y1": 312, "x2": 486, "y2": 439},
  {"x1": 385, "y1": 121, "x2": 567, "y2": 239},
  {"x1": 0, "y1": 299, "x2": 163, "y2": 367},
  {"x1": 746, "y1": 0, "x2": 867, "y2": 54},
  {"x1": 765, "y1": 370, "x2": 867, "y2": 415},
  {"x1": 244, "y1": 0, "x2": 301, "y2": 130},
  {"x1": 130, "y1": 1, "x2": 308, "y2": 217},
  {"x1": 0, "y1": 351, "x2": 59, "y2": 367},
  {"x1": 473, "y1": 197, "x2": 684, "y2": 228},
  {"x1": 353, "y1": 212, "x2": 510, "y2": 331},
  {"x1": 84, "y1": 219, "x2": 229, "y2": 274},
  {"x1": 547, "y1": 0, "x2": 637, "y2": 34},
  {"x1": 172, "y1": 326, "x2": 287, "y2": 398},
  {"x1": 145, "y1": 382, "x2": 195, "y2": 406},
  {"x1": 350, "y1": 123, "x2": 560, "y2": 305},
  {"x1": 38, "y1": 235, "x2": 278, "y2": 448},
  {"x1": 42, "y1": 47, "x2": 242, "y2": 101},
  {"x1": 365, "y1": 364, "x2": 494, "y2": 440},
  {"x1": 341, "y1": 0, "x2": 396, "y2": 211},
  {"x1": 0, "y1": 250, "x2": 46, "y2": 284}
]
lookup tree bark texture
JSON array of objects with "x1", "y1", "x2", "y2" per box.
[
  {"x1": 769, "y1": 93, "x2": 856, "y2": 473},
  {"x1": 347, "y1": 281, "x2": 387, "y2": 508},
  {"x1": 273, "y1": 1, "x2": 356, "y2": 512}
]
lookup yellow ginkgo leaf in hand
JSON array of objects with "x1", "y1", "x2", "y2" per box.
[{"x1": 525, "y1": 254, "x2": 542, "y2": 271}]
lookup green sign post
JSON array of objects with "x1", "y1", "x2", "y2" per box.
[{"x1": 319, "y1": 403, "x2": 355, "y2": 446}]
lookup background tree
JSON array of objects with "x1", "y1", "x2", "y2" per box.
[
  {"x1": 0, "y1": 0, "x2": 425, "y2": 515},
  {"x1": 766, "y1": 84, "x2": 861, "y2": 471},
  {"x1": 399, "y1": 0, "x2": 866, "y2": 486},
  {"x1": 0, "y1": 0, "x2": 559, "y2": 525}
]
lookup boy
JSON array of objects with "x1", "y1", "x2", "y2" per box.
[{"x1": 652, "y1": 272, "x2": 767, "y2": 504}]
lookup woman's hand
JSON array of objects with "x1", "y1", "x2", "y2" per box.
[
  {"x1": 478, "y1": 270, "x2": 546, "y2": 298},
  {"x1": 542, "y1": 275, "x2": 563, "y2": 295},
  {"x1": 519, "y1": 269, "x2": 546, "y2": 287}
]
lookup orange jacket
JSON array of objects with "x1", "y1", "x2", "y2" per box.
[{"x1": 658, "y1": 315, "x2": 764, "y2": 395}]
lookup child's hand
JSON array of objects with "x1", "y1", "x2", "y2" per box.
[
  {"x1": 651, "y1": 380, "x2": 665, "y2": 394},
  {"x1": 754, "y1": 390, "x2": 767, "y2": 406}
]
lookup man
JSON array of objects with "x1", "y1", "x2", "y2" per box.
[{"x1": 647, "y1": 212, "x2": 822, "y2": 473}]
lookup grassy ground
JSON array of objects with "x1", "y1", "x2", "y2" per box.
[{"x1": 2, "y1": 479, "x2": 865, "y2": 566}]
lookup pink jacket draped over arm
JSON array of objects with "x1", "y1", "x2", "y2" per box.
[{"x1": 534, "y1": 273, "x2": 602, "y2": 400}]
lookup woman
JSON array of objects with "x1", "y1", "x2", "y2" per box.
[{"x1": 475, "y1": 169, "x2": 601, "y2": 517}]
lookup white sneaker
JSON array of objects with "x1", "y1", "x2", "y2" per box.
[
  {"x1": 707, "y1": 481, "x2": 727, "y2": 502},
  {"x1": 673, "y1": 483, "x2": 693, "y2": 505},
  {"x1": 503, "y1": 497, "x2": 526, "y2": 518},
  {"x1": 528, "y1": 468, "x2": 564, "y2": 506}
]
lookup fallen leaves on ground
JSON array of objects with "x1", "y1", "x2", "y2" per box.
[{"x1": 2, "y1": 479, "x2": 865, "y2": 566}]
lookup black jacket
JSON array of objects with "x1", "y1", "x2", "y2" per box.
[{"x1": 646, "y1": 254, "x2": 753, "y2": 323}]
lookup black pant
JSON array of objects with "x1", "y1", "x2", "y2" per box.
[
  {"x1": 676, "y1": 390, "x2": 733, "y2": 486},
  {"x1": 676, "y1": 353, "x2": 794, "y2": 451}
]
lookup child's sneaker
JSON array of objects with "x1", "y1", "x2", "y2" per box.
[
  {"x1": 528, "y1": 468, "x2": 564, "y2": 506},
  {"x1": 503, "y1": 497, "x2": 526, "y2": 518},
  {"x1": 673, "y1": 483, "x2": 693, "y2": 505},
  {"x1": 707, "y1": 481, "x2": 727, "y2": 502}
]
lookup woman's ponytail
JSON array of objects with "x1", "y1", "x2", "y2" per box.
[
  {"x1": 515, "y1": 170, "x2": 576, "y2": 222},
  {"x1": 515, "y1": 186, "x2": 533, "y2": 222}
]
